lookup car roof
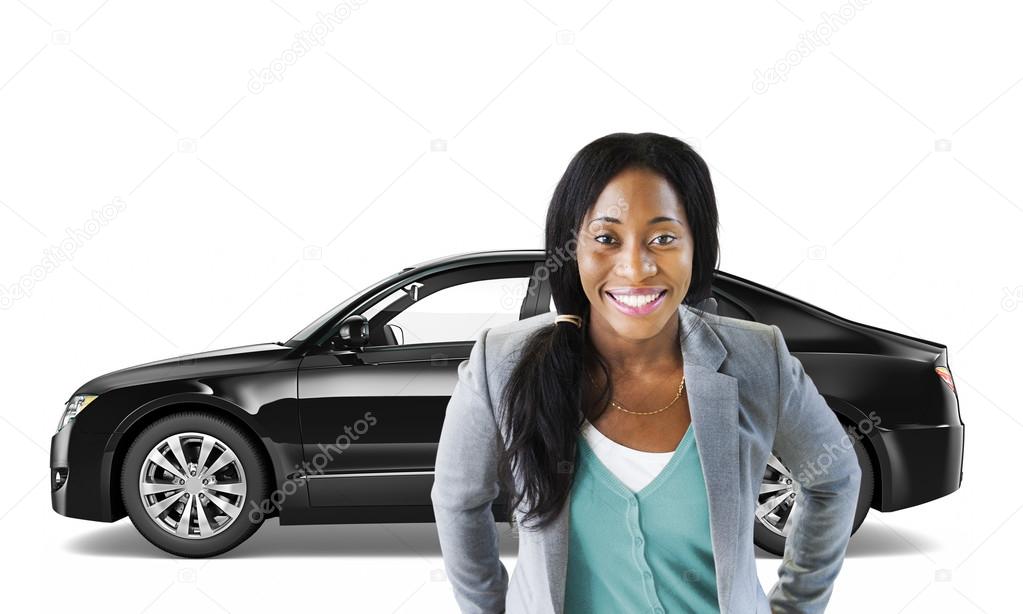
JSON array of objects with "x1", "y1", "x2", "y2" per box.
[{"x1": 404, "y1": 249, "x2": 545, "y2": 272}]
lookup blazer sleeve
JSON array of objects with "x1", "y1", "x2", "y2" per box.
[
  {"x1": 431, "y1": 327, "x2": 510, "y2": 614},
  {"x1": 766, "y1": 325, "x2": 862, "y2": 614}
]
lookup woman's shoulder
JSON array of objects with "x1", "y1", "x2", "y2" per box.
[
  {"x1": 483, "y1": 311, "x2": 556, "y2": 350},
  {"x1": 470, "y1": 311, "x2": 556, "y2": 373},
  {"x1": 694, "y1": 308, "x2": 780, "y2": 372},
  {"x1": 695, "y1": 306, "x2": 773, "y2": 336},
  {"x1": 689, "y1": 303, "x2": 774, "y2": 340},
  {"x1": 489, "y1": 310, "x2": 557, "y2": 340}
]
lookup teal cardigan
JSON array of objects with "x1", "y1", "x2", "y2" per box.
[{"x1": 564, "y1": 425, "x2": 720, "y2": 613}]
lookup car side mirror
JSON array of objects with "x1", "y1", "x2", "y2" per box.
[{"x1": 330, "y1": 314, "x2": 369, "y2": 351}]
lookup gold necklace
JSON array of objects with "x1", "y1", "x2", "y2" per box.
[{"x1": 586, "y1": 369, "x2": 686, "y2": 416}]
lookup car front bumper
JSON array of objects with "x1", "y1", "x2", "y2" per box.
[
  {"x1": 50, "y1": 425, "x2": 117, "y2": 522},
  {"x1": 50, "y1": 426, "x2": 71, "y2": 517}
]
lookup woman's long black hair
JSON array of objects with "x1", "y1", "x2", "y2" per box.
[{"x1": 496, "y1": 132, "x2": 720, "y2": 531}]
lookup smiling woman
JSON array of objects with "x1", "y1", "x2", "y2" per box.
[
  {"x1": 500, "y1": 134, "x2": 720, "y2": 534},
  {"x1": 431, "y1": 132, "x2": 863, "y2": 614}
]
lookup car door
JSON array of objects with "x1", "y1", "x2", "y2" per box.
[{"x1": 297, "y1": 260, "x2": 540, "y2": 508}]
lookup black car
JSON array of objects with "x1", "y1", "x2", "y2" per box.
[{"x1": 50, "y1": 249, "x2": 965, "y2": 557}]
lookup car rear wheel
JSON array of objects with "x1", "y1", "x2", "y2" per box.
[
  {"x1": 121, "y1": 412, "x2": 269, "y2": 557},
  {"x1": 753, "y1": 434, "x2": 874, "y2": 557}
]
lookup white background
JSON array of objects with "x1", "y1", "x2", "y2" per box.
[{"x1": 2, "y1": 1, "x2": 1020, "y2": 612}]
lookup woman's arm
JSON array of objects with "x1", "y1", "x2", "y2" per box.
[
  {"x1": 766, "y1": 324, "x2": 862, "y2": 614},
  {"x1": 431, "y1": 326, "x2": 509, "y2": 614}
]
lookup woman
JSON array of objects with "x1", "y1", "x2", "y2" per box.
[{"x1": 431, "y1": 132, "x2": 862, "y2": 614}]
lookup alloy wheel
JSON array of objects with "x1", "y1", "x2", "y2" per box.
[
  {"x1": 756, "y1": 451, "x2": 798, "y2": 537},
  {"x1": 138, "y1": 431, "x2": 247, "y2": 539}
]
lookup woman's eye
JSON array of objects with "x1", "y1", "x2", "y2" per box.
[{"x1": 594, "y1": 234, "x2": 677, "y2": 246}]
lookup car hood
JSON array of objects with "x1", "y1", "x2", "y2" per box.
[{"x1": 74, "y1": 342, "x2": 296, "y2": 396}]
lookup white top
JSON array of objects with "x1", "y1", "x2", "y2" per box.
[{"x1": 580, "y1": 419, "x2": 675, "y2": 493}]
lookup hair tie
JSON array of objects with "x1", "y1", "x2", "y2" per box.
[{"x1": 554, "y1": 314, "x2": 583, "y2": 329}]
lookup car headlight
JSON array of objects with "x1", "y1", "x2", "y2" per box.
[{"x1": 58, "y1": 394, "x2": 97, "y2": 432}]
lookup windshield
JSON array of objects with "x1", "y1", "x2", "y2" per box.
[{"x1": 285, "y1": 271, "x2": 407, "y2": 345}]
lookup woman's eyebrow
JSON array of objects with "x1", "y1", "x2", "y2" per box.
[{"x1": 589, "y1": 215, "x2": 684, "y2": 226}]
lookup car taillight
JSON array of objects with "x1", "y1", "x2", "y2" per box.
[{"x1": 935, "y1": 366, "x2": 955, "y2": 393}]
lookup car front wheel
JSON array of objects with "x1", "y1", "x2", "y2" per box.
[
  {"x1": 753, "y1": 434, "x2": 874, "y2": 557},
  {"x1": 121, "y1": 411, "x2": 269, "y2": 557}
]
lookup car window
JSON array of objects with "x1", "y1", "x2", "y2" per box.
[
  {"x1": 380, "y1": 276, "x2": 531, "y2": 345},
  {"x1": 287, "y1": 276, "x2": 396, "y2": 344}
]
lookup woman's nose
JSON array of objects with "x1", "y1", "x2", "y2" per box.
[{"x1": 614, "y1": 245, "x2": 657, "y2": 279}]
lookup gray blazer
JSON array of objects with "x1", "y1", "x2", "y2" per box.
[{"x1": 431, "y1": 303, "x2": 862, "y2": 614}]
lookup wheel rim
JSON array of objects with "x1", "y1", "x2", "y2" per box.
[
  {"x1": 138, "y1": 431, "x2": 247, "y2": 539},
  {"x1": 757, "y1": 451, "x2": 798, "y2": 537}
]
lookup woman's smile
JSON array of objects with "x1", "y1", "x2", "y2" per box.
[{"x1": 605, "y1": 288, "x2": 669, "y2": 316}]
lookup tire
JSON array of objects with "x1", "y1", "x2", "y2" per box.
[
  {"x1": 753, "y1": 433, "x2": 874, "y2": 557},
  {"x1": 120, "y1": 411, "x2": 269, "y2": 558}
]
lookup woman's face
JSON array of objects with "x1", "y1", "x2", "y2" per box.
[{"x1": 576, "y1": 167, "x2": 694, "y2": 341}]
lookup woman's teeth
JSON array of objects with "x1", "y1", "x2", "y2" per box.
[{"x1": 608, "y1": 291, "x2": 665, "y2": 307}]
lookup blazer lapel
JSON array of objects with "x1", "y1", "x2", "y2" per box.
[
  {"x1": 544, "y1": 303, "x2": 740, "y2": 614},
  {"x1": 679, "y1": 305, "x2": 740, "y2": 613}
]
